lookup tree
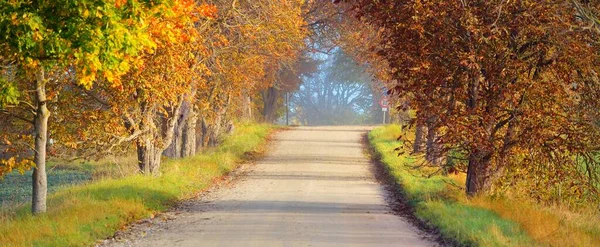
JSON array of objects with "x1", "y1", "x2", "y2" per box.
[
  {"x1": 346, "y1": 0, "x2": 600, "y2": 199},
  {"x1": 0, "y1": 0, "x2": 159, "y2": 213},
  {"x1": 69, "y1": 0, "x2": 212, "y2": 174}
]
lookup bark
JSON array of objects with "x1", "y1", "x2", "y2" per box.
[
  {"x1": 32, "y1": 67, "x2": 49, "y2": 214},
  {"x1": 262, "y1": 86, "x2": 279, "y2": 123},
  {"x1": 137, "y1": 136, "x2": 161, "y2": 174},
  {"x1": 466, "y1": 150, "x2": 493, "y2": 196},
  {"x1": 137, "y1": 96, "x2": 183, "y2": 174},
  {"x1": 200, "y1": 116, "x2": 208, "y2": 149},
  {"x1": 164, "y1": 100, "x2": 191, "y2": 158},
  {"x1": 242, "y1": 95, "x2": 253, "y2": 120},
  {"x1": 425, "y1": 125, "x2": 435, "y2": 161},
  {"x1": 163, "y1": 126, "x2": 183, "y2": 158},
  {"x1": 413, "y1": 121, "x2": 425, "y2": 153},
  {"x1": 181, "y1": 107, "x2": 197, "y2": 157},
  {"x1": 425, "y1": 118, "x2": 444, "y2": 166},
  {"x1": 207, "y1": 111, "x2": 223, "y2": 147}
]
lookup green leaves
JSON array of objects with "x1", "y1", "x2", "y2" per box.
[
  {"x1": 0, "y1": 0, "x2": 165, "y2": 88},
  {"x1": 0, "y1": 77, "x2": 19, "y2": 108}
]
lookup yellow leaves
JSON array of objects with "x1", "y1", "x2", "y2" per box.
[
  {"x1": 0, "y1": 157, "x2": 34, "y2": 177},
  {"x1": 82, "y1": 9, "x2": 90, "y2": 18},
  {"x1": 95, "y1": 8, "x2": 103, "y2": 18},
  {"x1": 23, "y1": 57, "x2": 39, "y2": 68},
  {"x1": 10, "y1": 13, "x2": 18, "y2": 24}
]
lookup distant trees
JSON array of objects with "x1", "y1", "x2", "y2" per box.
[
  {"x1": 292, "y1": 50, "x2": 376, "y2": 125},
  {"x1": 344, "y1": 0, "x2": 600, "y2": 200}
]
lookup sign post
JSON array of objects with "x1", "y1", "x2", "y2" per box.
[{"x1": 379, "y1": 97, "x2": 390, "y2": 124}]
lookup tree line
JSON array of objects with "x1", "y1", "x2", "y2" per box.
[
  {"x1": 0, "y1": 0, "x2": 308, "y2": 214},
  {"x1": 337, "y1": 0, "x2": 600, "y2": 205}
]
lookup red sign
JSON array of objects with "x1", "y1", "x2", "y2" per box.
[{"x1": 379, "y1": 98, "x2": 390, "y2": 108}]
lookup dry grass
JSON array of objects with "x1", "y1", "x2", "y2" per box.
[{"x1": 470, "y1": 197, "x2": 600, "y2": 247}]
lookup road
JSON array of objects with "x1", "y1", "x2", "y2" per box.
[{"x1": 111, "y1": 126, "x2": 434, "y2": 247}]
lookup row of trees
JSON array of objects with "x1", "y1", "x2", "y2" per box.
[
  {"x1": 337, "y1": 0, "x2": 600, "y2": 203},
  {"x1": 0, "y1": 0, "x2": 308, "y2": 214}
]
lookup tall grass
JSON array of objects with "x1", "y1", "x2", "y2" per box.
[
  {"x1": 0, "y1": 123, "x2": 274, "y2": 247},
  {"x1": 369, "y1": 125, "x2": 600, "y2": 247}
]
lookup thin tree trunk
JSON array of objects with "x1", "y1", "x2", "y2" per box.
[
  {"x1": 163, "y1": 128, "x2": 183, "y2": 158},
  {"x1": 32, "y1": 67, "x2": 49, "y2": 214},
  {"x1": 182, "y1": 107, "x2": 197, "y2": 157},
  {"x1": 262, "y1": 86, "x2": 279, "y2": 123},
  {"x1": 243, "y1": 95, "x2": 253, "y2": 120},
  {"x1": 413, "y1": 121, "x2": 425, "y2": 153},
  {"x1": 425, "y1": 117, "x2": 445, "y2": 166},
  {"x1": 164, "y1": 99, "x2": 190, "y2": 158},
  {"x1": 425, "y1": 120, "x2": 437, "y2": 164}
]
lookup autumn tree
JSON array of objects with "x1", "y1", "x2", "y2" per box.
[
  {"x1": 0, "y1": 0, "x2": 159, "y2": 213},
  {"x1": 345, "y1": 0, "x2": 600, "y2": 200},
  {"x1": 179, "y1": 0, "x2": 307, "y2": 150},
  {"x1": 66, "y1": 0, "x2": 212, "y2": 174}
]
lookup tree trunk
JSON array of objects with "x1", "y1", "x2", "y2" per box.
[
  {"x1": 243, "y1": 95, "x2": 253, "y2": 120},
  {"x1": 163, "y1": 127, "x2": 183, "y2": 158},
  {"x1": 199, "y1": 116, "x2": 208, "y2": 149},
  {"x1": 32, "y1": 67, "x2": 49, "y2": 214},
  {"x1": 424, "y1": 115, "x2": 446, "y2": 166},
  {"x1": 208, "y1": 112, "x2": 223, "y2": 147},
  {"x1": 413, "y1": 121, "x2": 425, "y2": 153},
  {"x1": 466, "y1": 151, "x2": 493, "y2": 196},
  {"x1": 164, "y1": 99, "x2": 191, "y2": 158},
  {"x1": 136, "y1": 96, "x2": 182, "y2": 175},
  {"x1": 137, "y1": 136, "x2": 161, "y2": 174},
  {"x1": 262, "y1": 86, "x2": 279, "y2": 123},
  {"x1": 182, "y1": 107, "x2": 197, "y2": 157}
]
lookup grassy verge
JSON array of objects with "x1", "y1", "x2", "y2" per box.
[
  {"x1": 369, "y1": 125, "x2": 600, "y2": 247},
  {"x1": 0, "y1": 123, "x2": 275, "y2": 247}
]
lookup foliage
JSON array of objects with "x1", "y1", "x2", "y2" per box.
[
  {"x1": 0, "y1": 0, "x2": 157, "y2": 87},
  {"x1": 0, "y1": 0, "x2": 166, "y2": 213},
  {"x1": 0, "y1": 123, "x2": 273, "y2": 247},
  {"x1": 346, "y1": 0, "x2": 600, "y2": 199}
]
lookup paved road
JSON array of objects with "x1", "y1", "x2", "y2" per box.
[{"x1": 126, "y1": 126, "x2": 433, "y2": 247}]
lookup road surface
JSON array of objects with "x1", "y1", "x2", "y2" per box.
[{"x1": 109, "y1": 126, "x2": 434, "y2": 247}]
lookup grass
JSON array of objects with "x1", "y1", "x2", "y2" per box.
[
  {"x1": 0, "y1": 122, "x2": 275, "y2": 247},
  {"x1": 369, "y1": 125, "x2": 600, "y2": 247}
]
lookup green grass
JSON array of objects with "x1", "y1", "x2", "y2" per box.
[
  {"x1": 0, "y1": 123, "x2": 274, "y2": 247},
  {"x1": 370, "y1": 125, "x2": 600, "y2": 247},
  {"x1": 369, "y1": 125, "x2": 536, "y2": 246}
]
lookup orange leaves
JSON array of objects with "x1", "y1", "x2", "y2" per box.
[
  {"x1": 114, "y1": 0, "x2": 127, "y2": 9},
  {"x1": 198, "y1": 3, "x2": 218, "y2": 19}
]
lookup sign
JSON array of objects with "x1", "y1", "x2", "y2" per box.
[
  {"x1": 382, "y1": 107, "x2": 388, "y2": 112},
  {"x1": 379, "y1": 98, "x2": 390, "y2": 108}
]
